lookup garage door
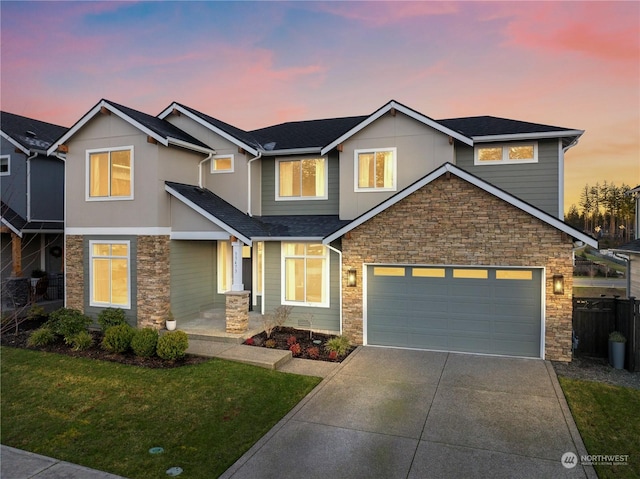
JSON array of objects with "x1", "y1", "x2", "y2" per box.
[{"x1": 366, "y1": 265, "x2": 542, "y2": 358}]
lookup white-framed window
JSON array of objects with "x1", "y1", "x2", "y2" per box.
[
  {"x1": 276, "y1": 158, "x2": 327, "y2": 200},
  {"x1": 0, "y1": 155, "x2": 10, "y2": 176},
  {"x1": 474, "y1": 142, "x2": 538, "y2": 165},
  {"x1": 86, "y1": 146, "x2": 133, "y2": 200},
  {"x1": 211, "y1": 154, "x2": 234, "y2": 173},
  {"x1": 354, "y1": 147, "x2": 397, "y2": 192},
  {"x1": 90, "y1": 241, "x2": 130, "y2": 308},
  {"x1": 281, "y1": 243, "x2": 329, "y2": 307},
  {"x1": 217, "y1": 241, "x2": 231, "y2": 293}
]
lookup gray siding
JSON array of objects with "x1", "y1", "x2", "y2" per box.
[
  {"x1": 30, "y1": 156, "x2": 64, "y2": 221},
  {"x1": 1, "y1": 140, "x2": 27, "y2": 218},
  {"x1": 170, "y1": 240, "x2": 222, "y2": 319},
  {"x1": 263, "y1": 241, "x2": 340, "y2": 333},
  {"x1": 82, "y1": 235, "x2": 138, "y2": 327},
  {"x1": 455, "y1": 139, "x2": 560, "y2": 217},
  {"x1": 261, "y1": 152, "x2": 339, "y2": 216}
]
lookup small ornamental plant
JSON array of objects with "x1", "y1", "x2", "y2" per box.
[
  {"x1": 328, "y1": 350, "x2": 338, "y2": 361},
  {"x1": 265, "y1": 339, "x2": 276, "y2": 348},
  {"x1": 286, "y1": 335, "x2": 298, "y2": 347},
  {"x1": 609, "y1": 331, "x2": 626, "y2": 343},
  {"x1": 244, "y1": 337, "x2": 254, "y2": 346},
  {"x1": 289, "y1": 343, "x2": 302, "y2": 356},
  {"x1": 325, "y1": 335, "x2": 351, "y2": 356},
  {"x1": 306, "y1": 346, "x2": 320, "y2": 359}
]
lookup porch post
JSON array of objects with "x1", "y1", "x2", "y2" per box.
[
  {"x1": 231, "y1": 237, "x2": 244, "y2": 292},
  {"x1": 11, "y1": 232, "x2": 22, "y2": 277}
]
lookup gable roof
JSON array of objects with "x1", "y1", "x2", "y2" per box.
[
  {"x1": 47, "y1": 99, "x2": 215, "y2": 156},
  {"x1": 438, "y1": 116, "x2": 584, "y2": 147},
  {"x1": 165, "y1": 181, "x2": 350, "y2": 244},
  {"x1": 158, "y1": 102, "x2": 261, "y2": 156},
  {"x1": 322, "y1": 162, "x2": 597, "y2": 247},
  {"x1": 0, "y1": 111, "x2": 67, "y2": 155}
]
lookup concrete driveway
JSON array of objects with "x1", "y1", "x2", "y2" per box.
[{"x1": 221, "y1": 347, "x2": 594, "y2": 479}]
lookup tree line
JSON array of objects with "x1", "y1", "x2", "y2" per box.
[{"x1": 565, "y1": 182, "x2": 636, "y2": 244}]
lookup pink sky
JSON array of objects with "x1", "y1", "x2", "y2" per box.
[{"x1": 1, "y1": 1, "x2": 638, "y2": 211}]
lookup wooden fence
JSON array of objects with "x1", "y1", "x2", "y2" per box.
[{"x1": 573, "y1": 297, "x2": 640, "y2": 372}]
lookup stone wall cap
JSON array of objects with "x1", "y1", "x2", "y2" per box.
[{"x1": 224, "y1": 290, "x2": 250, "y2": 296}]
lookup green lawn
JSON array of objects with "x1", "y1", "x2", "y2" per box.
[
  {"x1": 559, "y1": 377, "x2": 640, "y2": 479},
  {"x1": 1, "y1": 347, "x2": 321, "y2": 478}
]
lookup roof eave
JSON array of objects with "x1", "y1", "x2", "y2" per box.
[
  {"x1": 260, "y1": 147, "x2": 323, "y2": 156},
  {"x1": 167, "y1": 137, "x2": 216, "y2": 155},
  {"x1": 472, "y1": 130, "x2": 584, "y2": 143},
  {"x1": 0, "y1": 130, "x2": 30, "y2": 155}
]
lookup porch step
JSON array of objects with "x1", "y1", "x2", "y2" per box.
[{"x1": 186, "y1": 340, "x2": 292, "y2": 370}]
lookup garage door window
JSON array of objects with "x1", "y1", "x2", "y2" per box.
[
  {"x1": 453, "y1": 269, "x2": 488, "y2": 279},
  {"x1": 412, "y1": 268, "x2": 446, "y2": 277},
  {"x1": 496, "y1": 270, "x2": 533, "y2": 280},
  {"x1": 373, "y1": 267, "x2": 405, "y2": 276},
  {"x1": 282, "y1": 243, "x2": 329, "y2": 307}
]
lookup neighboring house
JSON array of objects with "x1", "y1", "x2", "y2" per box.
[
  {"x1": 613, "y1": 186, "x2": 640, "y2": 298},
  {"x1": 1, "y1": 112, "x2": 67, "y2": 308},
  {"x1": 48, "y1": 99, "x2": 596, "y2": 362}
]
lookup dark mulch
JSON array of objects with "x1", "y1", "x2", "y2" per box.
[
  {"x1": 0, "y1": 319, "x2": 208, "y2": 369},
  {"x1": 245, "y1": 327, "x2": 354, "y2": 362}
]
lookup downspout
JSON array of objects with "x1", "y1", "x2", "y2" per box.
[
  {"x1": 54, "y1": 152, "x2": 67, "y2": 306},
  {"x1": 561, "y1": 137, "x2": 580, "y2": 219},
  {"x1": 247, "y1": 151, "x2": 262, "y2": 216},
  {"x1": 26, "y1": 151, "x2": 37, "y2": 221},
  {"x1": 325, "y1": 244, "x2": 343, "y2": 334},
  {"x1": 198, "y1": 153, "x2": 214, "y2": 188}
]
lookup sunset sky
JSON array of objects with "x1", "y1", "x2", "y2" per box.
[{"x1": 1, "y1": 1, "x2": 638, "y2": 212}]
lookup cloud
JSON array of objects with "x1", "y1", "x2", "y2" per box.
[{"x1": 313, "y1": 1, "x2": 458, "y2": 27}]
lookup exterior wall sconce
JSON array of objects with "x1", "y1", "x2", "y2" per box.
[
  {"x1": 553, "y1": 274, "x2": 564, "y2": 295},
  {"x1": 347, "y1": 268, "x2": 357, "y2": 287}
]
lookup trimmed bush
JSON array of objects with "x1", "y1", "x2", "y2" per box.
[
  {"x1": 27, "y1": 327, "x2": 56, "y2": 347},
  {"x1": 70, "y1": 331, "x2": 93, "y2": 351},
  {"x1": 325, "y1": 335, "x2": 351, "y2": 356},
  {"x1": 156, "y1": 331, "x2": 189, "y2": 360},
  {"x1": 102, "y1": 324, "x2": 135, "y2": 354},
  {"x1": 97, "y1": 308, "x2": 127, "y2": 332},
  {"x1": 46, "y1": 308, "x2": 92, "y2": 344},
  {"x1": 132, "y1": 328, "x2": 159, "y2": 358}
]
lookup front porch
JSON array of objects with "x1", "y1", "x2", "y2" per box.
[{"x1": 176, "y1": 306, "x2": 265, "y2": 344}]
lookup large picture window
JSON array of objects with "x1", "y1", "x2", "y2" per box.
[
  {"x1": 276, "y1": 158, "x2": 326, "y2": 200},
  {"x1": 90, "y1": 241, "x2": 130, "y2": 308},
  {"x1": 355, "y1": 148, "x2": 396, "y2": 191},
  {"x1": 87, "y1": 146, "x2": 133, "y2": 200},
  {"x1": 474, "y1": 142, "x2": 538, "y2": 165},
  {"x1": 281, "y1": 243, "x2": 329, "y2": 307}
]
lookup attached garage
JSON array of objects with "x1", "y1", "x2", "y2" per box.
[{"x1": 366, "y1": 265, "x2": 543, "y2": 358}]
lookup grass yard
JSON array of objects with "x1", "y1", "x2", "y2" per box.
[
  {"x1": 1, "y1": 347, "x2": 321, "y2": 478},
  {"x1": 559, "y1": 377, "x2": 640, "y2": 479}
]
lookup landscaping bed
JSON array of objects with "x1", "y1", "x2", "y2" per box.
[{"x1": 244, "y1": 326, "x2": 355, "y2": 362}]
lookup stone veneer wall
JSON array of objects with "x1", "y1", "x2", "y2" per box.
[
  {"x1": 64, "y1": 235, "x2": 170, "y2": 329},
  {"x1": 65, "y1": 235, "x2": 84, "y2": 311},
  {"x1": 341, "y1": 175, "x2": 575, "y2": 362},
  {"x1": 137, "y1": 235, "x2": 170, "y2": 329}
]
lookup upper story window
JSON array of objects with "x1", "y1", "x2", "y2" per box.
[
  {"x1": 86, "y1": 146, "x2": 133, "y2": 200},
  {"x1": 474, "y1": 142, "x2": 538, "y2": 165},
  {"x1": 211, "y1": 154, "x2": 234, "y2": 174},
  {"x1": 354, "y1": 148, "x2": 397, "y2": 192},
  {"x1": 276, "y1": 158, "x2": 327, "y2": 200},
  {"x1": 90, "y1": 241, "x2": 130, "y2": 309},
  {"x1": 0, "y1": 155, "x2": 9, "y2": 176}
]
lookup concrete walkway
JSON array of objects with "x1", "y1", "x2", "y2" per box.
[{"x1": 1, "y1": 347, "x2": 596, "y2": 479}]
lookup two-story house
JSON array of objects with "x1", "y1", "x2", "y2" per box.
[
  {"x1": 1, "y1": 111, "x2": 67, "y2": 308},
  {"x1": 48, "y1": 99, "x2": 596, "y2": 362}
]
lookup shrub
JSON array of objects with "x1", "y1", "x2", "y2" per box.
[
  {"x1": 131, "y1": 328, "x2": 159, "y2": 357},
  {"x1": 286, "y1": 335, "x2": 298, "y2": 347},
  {"x1": 156, "y1": 331, "x2": 189, "y2": 360},
  {"x1": 265, "y1": 339, "x2": 276, "y2": 348},
  {"x1": 244, "y1": 337, "x2": 254, "y2": 346},
  {"x1": 97, "y1": 308, "x2": 127, "y2": 332},
  {"x1": 102, "y1": 324, "x2": 135, "y2": 354},
  {"x1": 46, "y1": 308, "x2": 92, "y2": 344},
  {"x1": 27, "y1": 327, "x2": 56, "y2": 347},
  {"x1": 289, "y1": 343, "x2": 301, "y2": 356},
  {"x1": 325, "y1": 335, "x2": 351, "y2": 356},
  {"x1": 328, "y1": 350, "x2": 338, "y2": 361},
  {"x1": 306, "y1": 346, "x2": 320, "y2": 359},
  {"x1": 70, "y1": 331, "x2": 93, "y2": 351},
  {"x1": 27, "y1": 304, "x2": 46, "y2": 321}
]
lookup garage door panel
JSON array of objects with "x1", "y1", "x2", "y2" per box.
[{"x1": 367, "y1": 266, "x2": 542, "y2": 358}]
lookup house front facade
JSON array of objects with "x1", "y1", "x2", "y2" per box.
[{"x1": 49, "y1": 99, "x2": 596, "y2": 362}]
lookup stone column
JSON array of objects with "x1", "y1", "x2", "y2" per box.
[{"x1": 225, "y1": 290, "x2": 250, "y2": 333}]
